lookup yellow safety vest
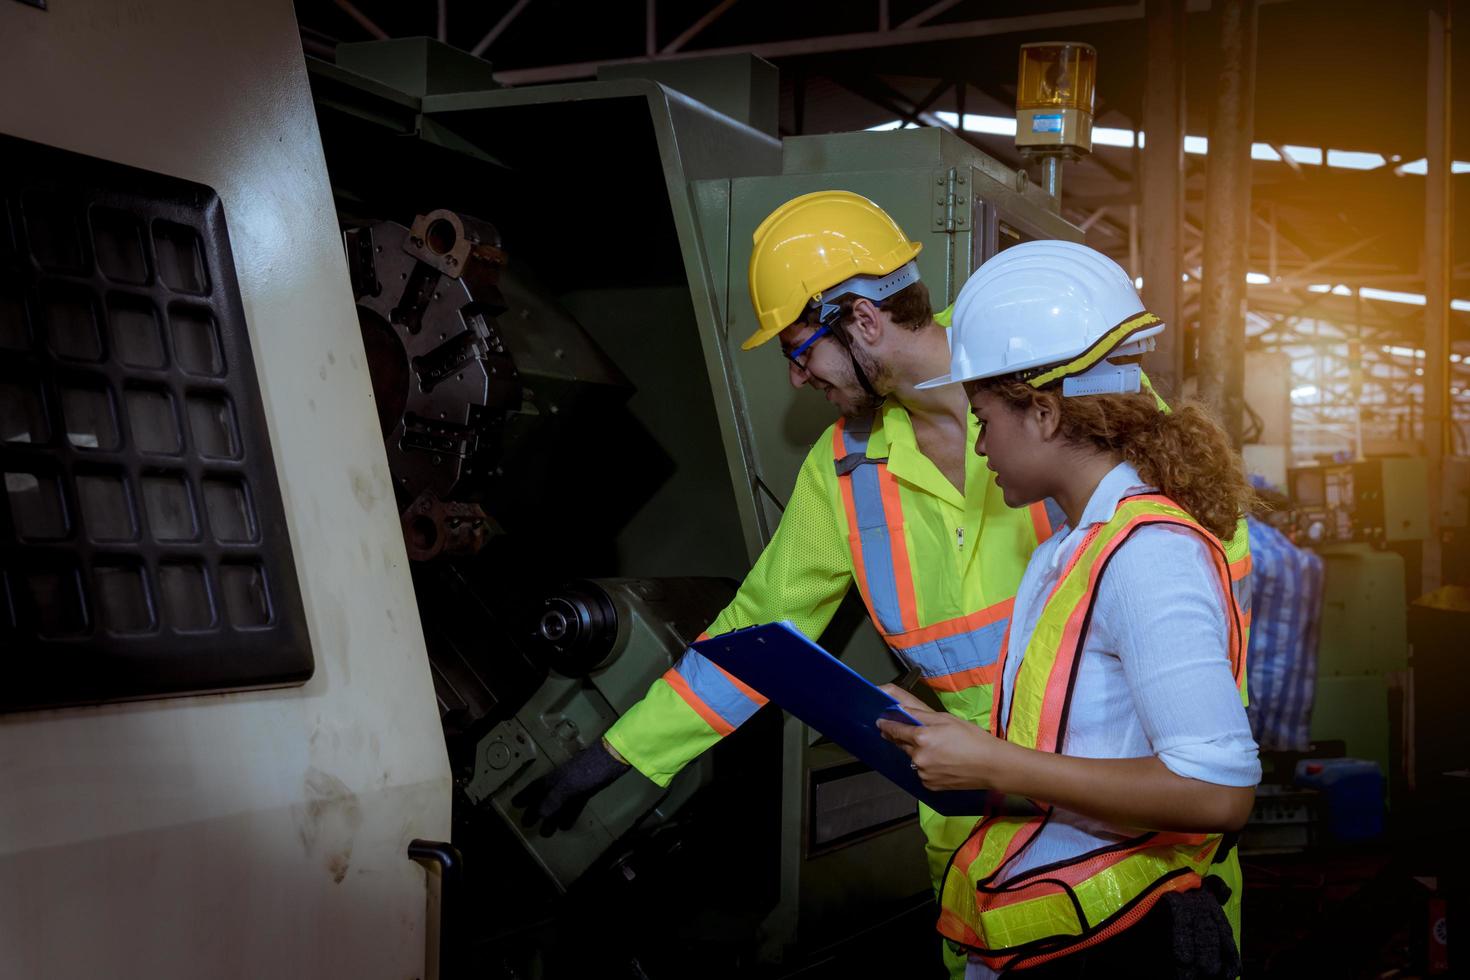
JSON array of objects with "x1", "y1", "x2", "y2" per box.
[
  {"x1": 832, "y1": 412, "x2": 1062, "y2": 714},
  {"x1": 936, "y1": 494, "x2": 1251, "y2": 973}
]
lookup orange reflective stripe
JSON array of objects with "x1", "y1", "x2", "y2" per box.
[
  {"x1": 990, "y1": 620, "x2": 1012, "y2": 737},
  {"x1": 950, "y1": 813, "x2": 1043, "y2": 883},
  {"x1": 1028, "y1": 500, "x2": 1052, "y2": 543},
  {"x1": 661, "y1": 666, "x2": 735, "y2": 737},
  {"x1": 1056, "y1": 524, "x2": 1103, "y2": 587},
  {"x1": 1212, "y1": 550, "x2": 1248, "y2": 688},
  {"x1": 923, "y1": 662, "x2": 1001, "y2": 693},
  {"x1": 1121, "y1": 492, "x2": 1178, "y2": 509},
  {"x1": 1230, "y1": 552, "x2": 1252, "y2": 582},
  {"x1": 715, "y1": 660, "x2": 769, "y2": 706},
  {"x1": 691, "y1": 631, "x2": 769, "y2": 702},
  {"x1": 986, "y1": 873, "x2": 1202, "y2": 973},
  {"x1": 833, "y1": 420, "x2": 883, "y2": 628},
  {"x1": 877, "y1": 466, "x2": 921, "y2": 633},
  {"x1": 887, "y1": 597, "x2": 1014, "y2": 650},
  {"x1": 978, "y1": 832, "x2": 1213, "y2": 911},
  {"x1": 937, "y1": 908, "x2": 984, "y2": 949},
  {"x1": 1035, "y1": 512, "x2": 1176, "y2": 751}
]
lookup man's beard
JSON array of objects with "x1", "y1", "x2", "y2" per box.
[
  {"x1": 833, "y1": 343, "x2": 887, "y2": 418},
  {"x1": 837, "y1": 388, "x2": 884, "y2": 419}
]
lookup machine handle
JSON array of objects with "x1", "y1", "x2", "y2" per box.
[{"x1": 408, "y1": 838, "x2": 464, "y2": 979}]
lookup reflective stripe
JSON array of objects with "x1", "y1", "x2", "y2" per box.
[
  {"x1": 832, "y1": 419, "x2": 877, "y2": 627},
  {"x1": 1224, "y1": 519, "x2": 1253, "y2": 704},
  {"x1": 877, "y1": 466, "x2": 921, "y2": 632},
  {"x1": 848, "y1": 460, "x2": 909, "y2": 634},
  {"x1": 1028, "y1": 498, "x2": 1068, "y2": 542},
  {"x1": 835, "y1": 416, "x2": 919, "y2": 636},
  {"x1": 965, "y1": 867, "x2": 1204, "y2": 972},
  {"x1": 1230, "y1": 552, "x2": 1253, "y2": 621},
  {"x1": 661, "y1": 667, "x2": 733, "y2": 737},
  {"x1": 1026, "y1": 312, "x2": 1162, "y2": 390},
  {"x1": 835, "y1": 412, "x2": 1046, "y2": 694},
  {"x1": 899, "y1": 618, "x2": 1010, "y2": 685},
  {"x1": 1028, "y1": 501, "x2": 1051, "y2": 543},
  {"x1": 887, "y1": 597, "x2": 1014, "y2": 651},
  {"x1": 665, "y1": 650, "x2": 768, "y2": 736}
]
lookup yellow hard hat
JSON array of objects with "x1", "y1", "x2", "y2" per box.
[{"x1": 743, "y1": 190, "x2": 923, "y2": 351}]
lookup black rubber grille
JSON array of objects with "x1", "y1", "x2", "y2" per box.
[{"x1": 0, "y1": 133, "x2": 313, "y2": 710}]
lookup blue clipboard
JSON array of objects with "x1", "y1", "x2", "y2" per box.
[{"x1": 693, "y1": 621, "x2": 991, "y2": 817}]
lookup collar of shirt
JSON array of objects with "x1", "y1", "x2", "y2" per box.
[
  {"x1": 868, "y1": 398, "x2": 974, "y2": 510},
  {"x1": 1044, "y1": 460, "x2": 1155, "y2": 570}
]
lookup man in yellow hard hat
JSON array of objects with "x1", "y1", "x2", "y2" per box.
[{"x1": 513, "y1": 190, "x2": 1055, "y2": 978}]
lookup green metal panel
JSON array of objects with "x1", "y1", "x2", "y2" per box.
[
  {"x1": 782, "y1": 129, "x2": 1076, "y2": 241},
  {"x1": 1380, "y1": 457, "x2": 1430, "y2": 542},
  {"x1": 337, "y1": 37, "x2": 502, "y2": 97},
  {"x1": 1313, "y1": 543, "x2": 1408, "y2": 783},
  {"x1": 600, "y1": 54, "x2": 780, "y2": 137},
  {"x1": 1317, "y1": 543, "x2": 1409, "y2": 676},
  {"x1": 1310, "y1": 675, "x2": 1392, "y2": 779}
]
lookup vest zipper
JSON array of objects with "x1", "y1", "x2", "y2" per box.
[{"x1": 956, "y1": 526, "x2": 964, "y2": 550}]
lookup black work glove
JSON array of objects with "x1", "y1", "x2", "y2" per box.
[
  {"x1": 510, "y1": 741, "x2": 631, "y2": 837},
  {"x1": 1160, "y1": 875, "x2": 1241, "y2": 980}
]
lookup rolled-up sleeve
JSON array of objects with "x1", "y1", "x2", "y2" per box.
[{"x1": 1097, "y1": 525, "x2": 1261, "y2": 787}]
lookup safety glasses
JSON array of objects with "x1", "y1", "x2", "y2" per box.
[{"x1": 783, "y1": 324, "x2": 832, "y2": 373}]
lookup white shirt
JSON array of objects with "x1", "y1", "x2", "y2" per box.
[
  {"x1": 998, "y1": 461, "x2": 1260, "y2": 788},
  {"x1": 968, "y1": 463, "x2": 1260, "y2": 980}
]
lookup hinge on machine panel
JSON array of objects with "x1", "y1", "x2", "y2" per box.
[{"x1": 931, "y1": 168, "x2": 970, "y2": 234}]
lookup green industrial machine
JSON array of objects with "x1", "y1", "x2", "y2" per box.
[
  {"x1": 305, "y1": 39, "x2": 1077, "y2": 975},
  {"x1": 1289, "y1": 459, "x2": 1427, "y2": 781}
]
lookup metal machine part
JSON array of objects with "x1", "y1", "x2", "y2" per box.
[
  {"x1": 345, "y1": 214, "x2": 519, "y2": 522},
  {"x1": 533, "y1": 580, "x2": 620, "y2": 677},
  {"x1": 465, "y1": 577, "x2": 738, "y2": 890},
  {"x1": 346, "y1": 211, "x2": 633, "y2": 564},
  {"x1": 1286, "y1": 461, "x2": 1420, "y2": 784},
  {"x1": 1289, "y1": 458, "x2": 1429, "y2": 545},
  {"x1": 401, "y1": 490, "x2": 493, "y2": 561}
]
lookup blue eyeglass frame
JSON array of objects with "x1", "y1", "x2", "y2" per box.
[{"x1": 784, "y1": 324, "x2": 832, "y2": 371}]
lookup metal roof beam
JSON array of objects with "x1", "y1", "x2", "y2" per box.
[
  {"x1": 471, "y1": 0, "x2": 536, "y2": 57},
  {"x1": 900, "y1": 0, "x2": 966, "y2": 29},
  {"x1": 492, "y1": 1, "x2": 1286, "y2": 85},
  {"x1": 333, "y1": 0, "x2": 389, "y2": 40},
  {"x1": 663, "y1": 0, "x2": 741, "y2": 54}
]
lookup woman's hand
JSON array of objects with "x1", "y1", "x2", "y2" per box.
[{"x1": 875, "y1": 684, "x2": 1014, "y2": 791}]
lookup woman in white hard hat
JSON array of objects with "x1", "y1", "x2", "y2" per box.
[{"x1": 878, "y1": 240, "x2": 1259, "y2": 979}]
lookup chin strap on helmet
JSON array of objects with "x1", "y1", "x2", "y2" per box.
[
  {"x1": 807, "y1": 264, "x2": 920, "y2": 402},
  {"x1": 818, "y1": 304, "x2": 881, "y2": 400}
]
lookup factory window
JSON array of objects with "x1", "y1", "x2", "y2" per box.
[{"x1": 0, "y1": 133, "x2": 313, "y2": 711}]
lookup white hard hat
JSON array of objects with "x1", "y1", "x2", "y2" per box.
[{"x1": 918, "y1": 240, "x2": 1164, "y2": 391}]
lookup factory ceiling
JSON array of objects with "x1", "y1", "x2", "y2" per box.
[{"x1": 295, "y1": 0, "x2": 1469, "y2": 347}]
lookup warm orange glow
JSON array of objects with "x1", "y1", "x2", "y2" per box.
[{"x1": 1017, "y1": 43, "x2": 1098, "y2": 114}]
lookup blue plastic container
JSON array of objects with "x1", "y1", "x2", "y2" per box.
[{"x1": 1294, "y1": 758, "x2": 1385, "y2": 842}]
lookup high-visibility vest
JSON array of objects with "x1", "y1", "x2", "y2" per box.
[
  {"x1": 936, "y1": 494, "x2": 1251, "y2": 973},
  {"x1": 833, "y1": 412, "x2": 1063, "y2": 718}
]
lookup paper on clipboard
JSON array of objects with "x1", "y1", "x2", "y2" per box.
[{"x1": 693, "y1": 621, "x2": 991, "y2": 817}]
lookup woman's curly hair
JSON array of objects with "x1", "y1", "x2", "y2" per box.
[{"x1": 979, "y1": 380, "x2": 1255, "y2": 542}]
